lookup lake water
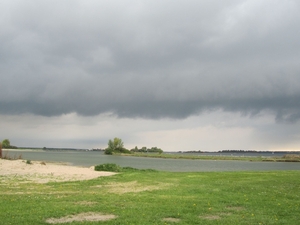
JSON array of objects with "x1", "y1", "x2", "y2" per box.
[{"x1": 4, "y1": 150, "x2": 300, "y2": 172}]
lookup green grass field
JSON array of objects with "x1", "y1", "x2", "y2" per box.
[{"x1": 1, "y1": 169, "x2": 300, "y2": 224}]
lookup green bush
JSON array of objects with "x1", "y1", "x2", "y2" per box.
[
  {"x1": 94, "y1": 163, "x2": 122, "y2": 172},
  {"x1": 122, "y1": 167, "x2": 157, "y2": 172},
  {"x1": 104, "y1": 148, "x2": 113, "y2": 155},
  {"x1": 94, "y1": 164, "x2": 157, "y2": 172},
  {"x1": 118, "y1": 148, "x2": 131, "y2": 154},
  {"x1": 104, "y1": 147, "x2": 131, "y2": 155}
]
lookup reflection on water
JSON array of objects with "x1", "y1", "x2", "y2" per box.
[{"x1": 4, "y1": 150, "x2": 300, "y2": 172}]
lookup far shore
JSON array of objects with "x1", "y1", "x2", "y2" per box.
[
  {"x1": 3, "y1": 148, "x2": 46, "y2": 152},
  {"x1": 3, "y1": 148, "x2": 300, "y2": 162},
  {"x1": 118, "y1": 152, "x2": 300, "y2": 162}
]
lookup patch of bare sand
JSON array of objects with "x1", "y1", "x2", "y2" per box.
[
  {"x1": 162, "y1": 217, "x2": 181, "y2": 222},
  {"x1": 45, "y1": 212, "x2": 117, "y2": 224},
  {"x1": 199, "y1": 215, "x2": 221, "y2": 220},
  {"x1": 226, "y1": 206, "x2": 245, "y2": 211},
  {"x1": 199, "y1": 211, "x2": 232, "y2": 221},
  {"x1": 0, "y1": 159, "x2": 116, "y2": 183},
  {"x1": 75, "y1": 201, "x2": 98, "y2": 206}
]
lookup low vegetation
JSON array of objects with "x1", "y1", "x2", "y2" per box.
[
  {"x1": 0, "y1": 167, "x2": 299, "y2": 224},
  {"x1": 281, "y1": 154, "x2": 300, "y2": 162},
  {"x1": 1, "y1": 151, "x2": 22, "y2": 160},
  {"x1": 95, "y1": 163, "x2": 157, "y2": 172},
  {"x1": 95, "y1": 163, "x2": 122, "y2": 172}
]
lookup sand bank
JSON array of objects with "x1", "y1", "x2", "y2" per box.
[{"x1": 0, "y1": 159, "x2": 116, "y2": 183}]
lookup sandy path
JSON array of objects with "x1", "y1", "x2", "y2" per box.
[{"x1": 0, "y1": 159, "x2": 116, "y2": 183}]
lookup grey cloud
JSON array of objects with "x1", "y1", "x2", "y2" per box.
[{"x1": 1, "y1": 0, "x2": 300, "y2": 122}]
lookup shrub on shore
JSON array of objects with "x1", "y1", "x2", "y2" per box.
[
  {"x1": 94, "y1": 163, "x2": 157, "y2": 172},
  {"x1": 104, "y1": 137, "x2": 132, "y2": 155},
  {"x1": 95, "y1": 163, "x2": 122, "y2": 172}
]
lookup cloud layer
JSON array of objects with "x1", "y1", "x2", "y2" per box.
[
  {"x1": 1, "y1": 0, "x2": 300, "y2": 122},
  {"x1": 1, "y1": 1, "x2": 300, "y2": 150}
]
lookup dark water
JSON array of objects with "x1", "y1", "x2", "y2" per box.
[{"x1": 4, "y1": 150, "x2": 300, "y2": 172}]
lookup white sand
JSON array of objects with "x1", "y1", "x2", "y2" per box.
[{"x1": 0, "y1": 159, "x2": 116, "y2": 183}]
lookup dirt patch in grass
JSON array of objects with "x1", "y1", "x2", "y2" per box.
[
  {"x1": 226, "y1": 206, "x2": 245, "y2": 211},
  {"x1": 75, "y1": 201, "x2": 97, "y2": 206},
  {"x1": 199, "y1": 215, "x2": 221, "y2": 220},
  {"x1": 200, "y1": 211, "x2": 233, "y2": 220},
  {"x1": 162, "y1": 217, "x2": 181, "y2": 222},
  {"x1": 45, "y1": 212, "x2": 117, "y2": 224},
  {"x1": 97, "y1": 181, "x2": 171, "y2": 193}
]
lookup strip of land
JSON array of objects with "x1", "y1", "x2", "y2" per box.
[{"x1": 120, "y1": 152, "x2": 300, "y2": 162}]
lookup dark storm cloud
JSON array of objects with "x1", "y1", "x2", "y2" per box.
[{"x1": 1, "y1": 0, "x2": 300, "y2": 122}]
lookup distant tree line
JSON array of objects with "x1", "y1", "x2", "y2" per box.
[
  {"x1": 220, "y1": 150, "x2": 300, "y2": 153},
  {"x1": 219, "y1": 150, "x2": 258, "y2": 153},
  {"x1": 130, "y1": 146, "x2": 163, "y2": 154},
  {"x1": 185, "y1": 150, "x2": 205, "y2": 153}
]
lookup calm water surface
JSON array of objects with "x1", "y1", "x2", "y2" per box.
[{"x1": 5, "y1": 150, "x2": 300, "y2": 172}]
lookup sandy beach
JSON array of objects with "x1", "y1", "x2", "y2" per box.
[{"x1": 0, "y1": 159, "x2": 116, "y2": 183}]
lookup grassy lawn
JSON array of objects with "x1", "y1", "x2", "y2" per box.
[{"x1": 1, "y1": 170, "x2": 300, "y2": 224}]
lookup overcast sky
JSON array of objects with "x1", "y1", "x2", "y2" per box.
[{"x1": 1, "y1": 0, "x2": 300, "y2": 151}]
